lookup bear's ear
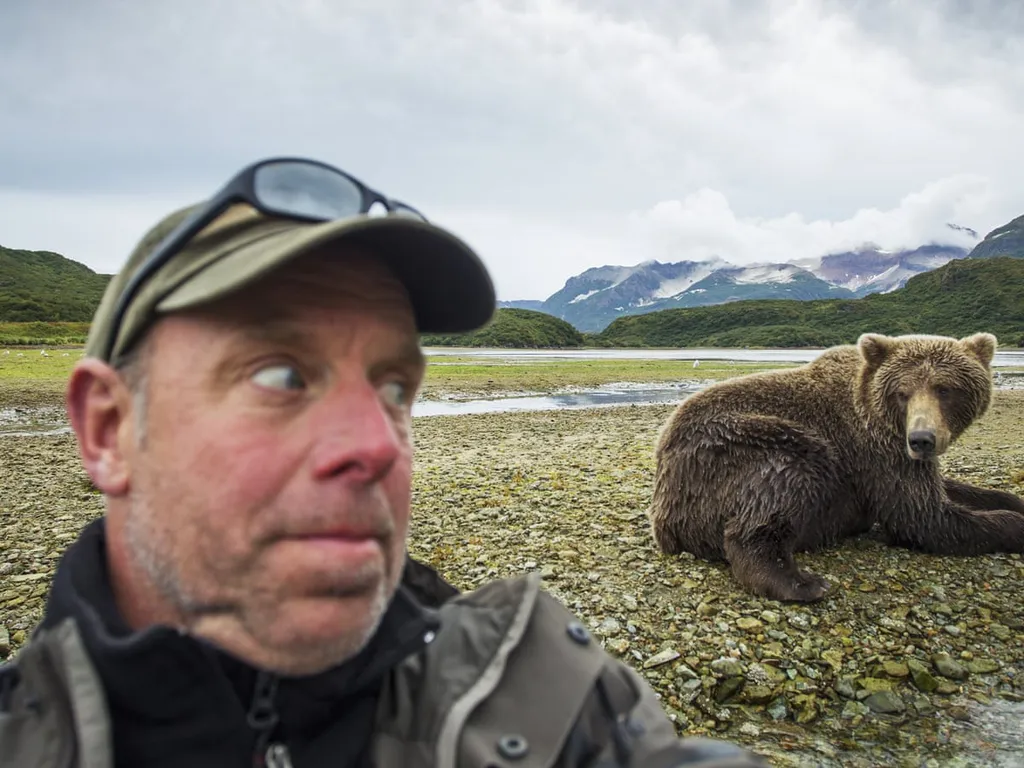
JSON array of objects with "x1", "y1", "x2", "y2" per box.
[
  {"x1": 858, "y1": 334, "x2": 892, "y2": 368},
  {"x1": 960, "y1": 332, "x2": 997, "y2": 367}
]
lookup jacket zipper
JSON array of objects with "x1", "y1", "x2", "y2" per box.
[{"x1": 248, "y1": 670, "x2": 293, "y2": 768}]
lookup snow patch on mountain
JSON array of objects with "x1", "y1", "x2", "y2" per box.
[
  {"x1": 569, "y1": 289, "x2": 602, "y2": 304},
  {"x1": 731, "y1": 264, "x2": 801, "y2": 284},
  {"x1": 652, "y1": 263, "x2": 718, "y2": 298}
]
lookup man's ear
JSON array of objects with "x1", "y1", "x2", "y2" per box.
[
  {"x1": 66, "y1": 358, "x2": 136, "y2": 496},
  {"x1": 960, "y1": 332, "x2": 997, "y2": 368},
  {"x1": 858, "y1": 333, "x2": 892, "y2": 368}
]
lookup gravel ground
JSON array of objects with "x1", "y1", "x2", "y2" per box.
[{"x1": 1, "y1": 381, "x2": 1022, "y2": 767}]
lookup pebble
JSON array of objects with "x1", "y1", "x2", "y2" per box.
[
  {"x1": 597, "y1": 617, "x2": 621, "y2": 636},
  {"x1": 710, "y1": 658, "x2": 744, "y2": 677},
  {"x1": 865, "y1": 690, "x2": 906, "y2": 714},
  {"x1": 0, "y1": 625, "x2": 8, "y2": 658},
  {"x1": 644, "y1": 648, "x2": 680, "y2": 669},
  {"x1": 735, "y1": 617, "x2": 762, "y2": 632},
  {"x1": 932, "y1": 652, "x2": 968, "y2": 680}
]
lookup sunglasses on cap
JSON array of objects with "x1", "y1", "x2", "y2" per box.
[{"x1": 103, "y1": 157, "x2": 427, "y2": 361}]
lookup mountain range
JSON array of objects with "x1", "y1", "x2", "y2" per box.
[{"x1": 500, "y1": 221, "x2": 1020, "y2": 332}]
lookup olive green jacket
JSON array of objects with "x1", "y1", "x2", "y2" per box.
[{"x1": 0, "y1": 572, "x2": 765, "y2": 768}]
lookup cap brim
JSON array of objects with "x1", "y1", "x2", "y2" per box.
[{"x1": 156, "y1": 215, "x2": 496, "y2": 334}]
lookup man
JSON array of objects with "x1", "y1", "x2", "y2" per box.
[{"x1": 0, "y1": 157, "x2": 766, "y2": 767}]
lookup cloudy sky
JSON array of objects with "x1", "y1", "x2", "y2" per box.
[{"x1": 2, "y1": 0, "x2": 1023, "y2": 300}]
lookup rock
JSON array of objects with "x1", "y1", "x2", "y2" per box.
[
  {"x1": 943, "y1": 624, "x2": 961, "y2": 637},
  {"x1": 710, "y1": 658, "x2": 745, "y2": 677},
  {"x1": 965, "y1": 659, "x2": 1000, "y2": 675},
  {"x1": 736, "y1": 617, "x2": 763, "y2": 632},
  {"x1": 882, "y1": 660, "x2": 909, "y2": 678},
  {"x1": 11, "y1": 630, "x2": 25, "y2": 646},
  {"x1": 786, "y1": 612, "x2": 812, "y2": 630},
  {"x1": 539, "y1": 565, "x2": 558, "y2": 580},
  {"x1": 737, "y1": 684, "x2": 775, "y2": 704},
  {"x1": 621, "y1": 594, "x2": 638, "y2": 611},
  {"x1": 792, "y1": 694, "x2": 819, "y2": 724},
  {"x1": 947, "y1": 705, "x2": 971, "y2": 722},
  {"x1": 746, "y1": 663, "x2": 788, "y2": 688},
  {"x1": 821, "y1": 649, "x2": 844, "y2": 672},
  {"x1": 759, "y1": 610, "x2": 780, "y2": 625},
  {"x1": 596, "y1": 617, "x2": 621, "y2": 636},
  {"x1": 841, "y1": 700, "x2": 870, "y2": 718},
  {"x1": 607, "y1": 639, "x2": 630, "y2": 655},
  {"x1": 865, "y1": 691, "x2": 906, "y2": 714},
  {"x1": 836, "y1": 676, "x2": 858, "y2": 699},
  {"x1": 989, "y1": 624, "x2": 1011, "y2": 640},
  {"x1": 674, "y1": 664, "x2": 699, "y2": 681},
  {"x1": 696, "y1": 601, "x2": 717, "y2": 617},
  {"x1": 912, "y1": 695, "x2": 936, "y2": 715},
  {"x1": 936, "y1": 681, "x2": 961, "y2": 695},
  {"x1": 907, "y1": 659, "x2": 940, "y2": 693},
  {"x1": 932, "y1": 652, "x2": 967, "y2": 680},
  {"x1": 714, "y1": 677, "x2": 745, "y2": 703},
  {"x1": 738, "y1": 723, "x2": 761, "y2": 737},
  {"x1": 0, "y1": 625, "x2": 8, "y2": 659},
  {"x1": 859, "y1": 677, "x2": 894, "y2": 693},
  {"x1": 644, "y1": 649, "x2": 680, "y2": 668},
  {"x1": 766, "y1": 696, "x2": 789, "y2": 721}
]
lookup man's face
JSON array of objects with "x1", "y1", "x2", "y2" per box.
[{"x1": 107, "y1": 255, "x2": 424, "y2": 674}]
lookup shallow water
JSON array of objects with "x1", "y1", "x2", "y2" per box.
[
  {"x1": 424, "y1": 346, "x2": 1024, "y2": 368},
  {"x1": 412, "y1": 382, "x2": 701, "y2": 417}
]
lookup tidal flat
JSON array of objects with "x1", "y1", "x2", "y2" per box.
[{"x1": 1, "y1": 351, "x2": 1023, "y2": 767}]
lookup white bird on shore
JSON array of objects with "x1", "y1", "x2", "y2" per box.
[
  {"x1": 693, "y1": 359, "x2": 700, "y2": 368},
  {"x1": 40, "y1": 350, "x2": 49, "y2": 357},
  {"x1": 2, "y1": 350, "x2": 8, "y2": 356}
]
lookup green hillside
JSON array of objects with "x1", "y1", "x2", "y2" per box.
[
  {"x1": 595, "y1": 257, "x2": 1024, "y2": 348},
  {"x1": 421, "y1": 308, "x2": 584, "y2": 348},
  {"x1": 0, "y1": 246, "x2": 111, "y2": 322}
]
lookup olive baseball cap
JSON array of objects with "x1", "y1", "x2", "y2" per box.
[{"x1": 85, "y1": 203, "x2": 497, "y2": 362}]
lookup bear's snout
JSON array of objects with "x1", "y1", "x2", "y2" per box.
[
  {"x1": 905, "y1": 391, "x2": 950, "y2": 460},
  {"x1": 907, "y1": 429, "x2": 936, "y2": 458}
]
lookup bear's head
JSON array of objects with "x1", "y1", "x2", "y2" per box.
[{"x1": 856, "y1": 332, "x2": 996, "y2": 461}]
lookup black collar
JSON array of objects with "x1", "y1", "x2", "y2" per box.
[{"x1": 40, "y1": 518, "x2": 441, "y2": 765}]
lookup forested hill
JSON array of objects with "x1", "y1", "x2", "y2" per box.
[
  {"x1": 594, "y1": 257, "x2": 1024, "y2": 348},
  {"x1": 421, "y1": 308, "x2": 584, "y2": 348},
  {"x1": 0, "y1": 246, "x2": 111, "y2": 322}
]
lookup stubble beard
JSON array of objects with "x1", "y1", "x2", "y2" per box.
[{"x1": 122, "y1": 479, "x2": 403, "y2": 674}]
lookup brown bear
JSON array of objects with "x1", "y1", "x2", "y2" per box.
[{"x1": 649, "y1": 332, "x2": 1024, "y2": 603}]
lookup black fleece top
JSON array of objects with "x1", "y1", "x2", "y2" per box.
[{"x1": 39, "y1": 518, "x2": 440, "y2": 768}]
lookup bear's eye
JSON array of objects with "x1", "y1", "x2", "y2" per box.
[
  {"x1": 895, "y1": 390, "x2": 910, "y2": 405},
  {"x1": 935, "y1": 386, "x2": 951, "y2": 399}
]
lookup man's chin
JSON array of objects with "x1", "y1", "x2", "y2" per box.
[{"x1": 251, "y1": 589, "x2": 391, "y2": 675}]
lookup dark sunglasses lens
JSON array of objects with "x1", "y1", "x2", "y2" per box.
[{"x1": 254, "y1": 161, "x2": 363, "y2": 220}]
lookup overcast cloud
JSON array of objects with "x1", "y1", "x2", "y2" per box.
[{"x1": 2, "y1": 0, "x2": 1022, "y2": 299}]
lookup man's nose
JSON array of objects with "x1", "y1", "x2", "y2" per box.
[{"x1": 309, "y1": 384, "x2": 403, "y2": 483}]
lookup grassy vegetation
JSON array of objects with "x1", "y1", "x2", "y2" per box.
[
  {"x1": 0, "y1": 349, "x2": 794, "y2": 405},
  {"x1": 0, "y1": 321, "x2": 91, "y2": 346},
  {"x1": 420, "y1": 308, "x2": 584, "y2": 348},
  {"x1": 596, "y1": 257, "x2": 1024, "y2": 348},
  {"x1": 417, "y1": 357, "x2": 793, "y2": 398},
  {"x1": 0, "y1": 247, "x2": 110, "y2": 322}
]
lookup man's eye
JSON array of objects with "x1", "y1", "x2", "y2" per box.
[
  {"x1": 251, "y1": 365, "x2": 306, "y2": 391},
  {"x1": 380, "y1": 380, "x2": 410, "y2": 408}
]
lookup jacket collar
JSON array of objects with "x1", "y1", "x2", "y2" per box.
[{"x1": 39, "y1": 517, "x2": 439, "y2": 739}]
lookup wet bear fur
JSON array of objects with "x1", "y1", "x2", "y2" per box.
[{"x1": 649, "y1": 332, "x2": 1024, "y2": 602}]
